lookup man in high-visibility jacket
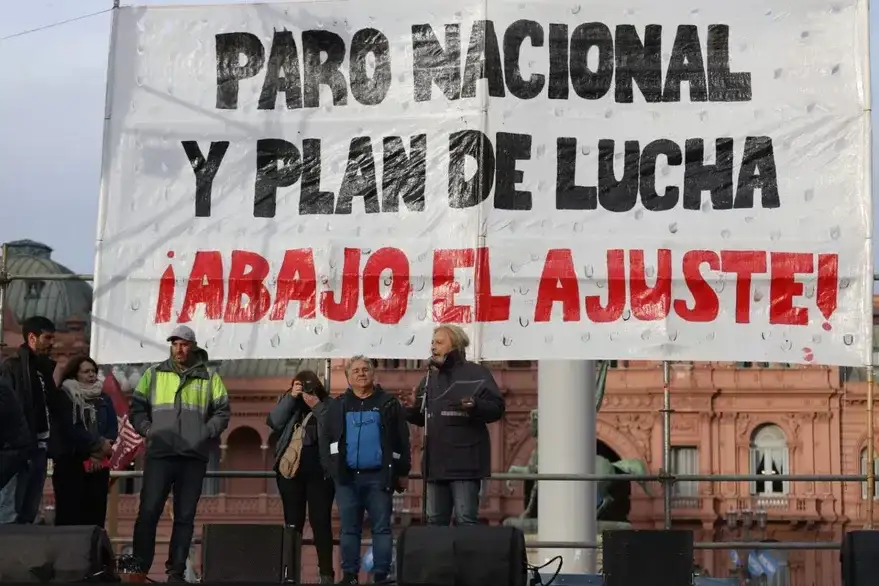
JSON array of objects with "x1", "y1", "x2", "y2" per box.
[{"x1": 129, "y1": 325, "x2": 230, "y2": 581}]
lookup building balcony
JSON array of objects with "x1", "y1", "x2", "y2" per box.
[{"x1": 630, "y1": 494, "x2": 830, "y2": 524}]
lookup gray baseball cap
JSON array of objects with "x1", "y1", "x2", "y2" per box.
[{"x1": 166, "y1": 325, "x2": 197, "y2": 344}]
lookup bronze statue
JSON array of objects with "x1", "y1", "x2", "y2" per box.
[{"x1": 503, "y1": 362, "x2": 651, "y2": 532}]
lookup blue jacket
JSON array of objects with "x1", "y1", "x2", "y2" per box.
[{"x1": 318, "y1": 386, "x2": 411, "y2": 491}]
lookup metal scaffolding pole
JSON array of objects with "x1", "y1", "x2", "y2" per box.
[
  {"x1": 868, "y1": 366, "x2": 875, "y2": 528},
  {"x1": 0, "y1": 243, "x2": 7, "y2": 351},
  {"x1": 661, "y1": 360, "x2": 673, "y2": 529}
]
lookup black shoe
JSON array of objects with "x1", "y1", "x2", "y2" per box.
[
  {"x1": 337, "y1": 573, "x2": 359, "y2": 585},
  {"x1": 373, "y1": 573, "x2": 393, "y2": 584},
  {"x1": 166, "y1": 573, "x2": 186, "y2": 583},
  {"x1": 319, "y1": 575, "x2": 335, "y2": 584}
]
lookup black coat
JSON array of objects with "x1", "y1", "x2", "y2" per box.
[
  {"x1": 406, "y1": 351, "x2": 505, "y2": 481},
  {"x1": 0, "y1": 346, "x2": 98, "y2": 460},
  {"x1": 0, "y1": 363, "x2": 36, "y2": 494},
  {"x1": 0, "y1": 370, "x2": 31, "y2": 451}
]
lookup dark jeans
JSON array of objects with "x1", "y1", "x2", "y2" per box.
[
  {"x1": 133, "y1": 456, "x2": 207, "y2": 576},
  {"x1": 335, "y1": 471, "x2": 393, "y2": 576},
  {"x1": 426, "y1": 480, "x2": 481, "y2": 526},
  {"x1": 52, "y1": 456, "x2": 110, "y2": 527},
  {"x1": 0, "y1": 447, "x2": 47, "y2": 524},
  {"x1": 276, "y1": 472, "x2": 335, "y2": 577}
]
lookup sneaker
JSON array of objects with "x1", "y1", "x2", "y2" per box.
[
  {"x1": 337, "y1": 573, "x2": 359, "y2": 585},
  {"x1": 319, "y1": 575, "x2": 335, "y2": 584}
]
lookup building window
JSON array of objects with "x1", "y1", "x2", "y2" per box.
[
  {"x1": 750, "y1": 424, "x2": 789, "y2": 496},
  {"x1": 670, "y1": 447, "x2": 699, "y2": 507},
  {"x1": 860, "y1": 448, "x2": 879, "y2": 500},
  {"x1": 24, "y1": 281, "x2": 45, "y2": 300},
  {"x1": 506, "y1": 361, "x2": 533, "y2": 368}
]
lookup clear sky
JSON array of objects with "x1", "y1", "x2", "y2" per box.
[{"x1": 0, "y1": 0, "x2": 876, "y2": 275}]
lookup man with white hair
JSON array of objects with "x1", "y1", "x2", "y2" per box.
[
  {"x1": 318, "y1": 355, "x2": 410, "y2": 585},
  {"x1": 404, "y1": 325, "x2": 505, "y2": 526}
]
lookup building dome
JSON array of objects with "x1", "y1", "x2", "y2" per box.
[{"x1": 2, "y1": 239, "x2": 92, "y2": 331}]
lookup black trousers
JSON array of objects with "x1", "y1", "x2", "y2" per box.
[
  {"x1": 276, "y1": 472, "x2": 336, "y2": 576},
  {"x1": 0, "y1": 449, "x2": 29, "y2": 496},
  {"x1": 133, "y1": 456, "x2": 207, "y2": 576},
  {"x1": 52, "y1": 456, "x2": 111, "y2": 527}
]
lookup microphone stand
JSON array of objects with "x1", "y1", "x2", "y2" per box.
[{"x1": 420, "y1": 363, "x2": 431, "y2": 525}]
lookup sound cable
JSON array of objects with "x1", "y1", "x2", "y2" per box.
[{"x1": 527, "y1": 555, "x2": 563, "y2": 586}]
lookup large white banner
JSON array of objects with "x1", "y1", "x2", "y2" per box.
[{"x1": 92, "y1": 0, "x2": 872, "y2": 365}]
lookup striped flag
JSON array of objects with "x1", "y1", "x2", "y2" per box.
[{"x1": 102, "y1": 372, "x2": 145, "y2": 473}]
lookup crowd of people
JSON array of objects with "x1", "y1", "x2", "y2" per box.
[{"x1": 0, "y1": 318, "x2": 506, "y2": 585}]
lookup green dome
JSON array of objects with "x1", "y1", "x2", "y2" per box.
[{"x1": 2, "y1": 239, "x2": 92, "y2": 331}]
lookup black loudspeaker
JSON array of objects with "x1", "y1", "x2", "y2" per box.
[
  {"x1": 842, "y1": 530, "x2": 879, "y2": 586},
  {"x1": 602, "y1": 530, "x2": 693, "y2": 586},
  {"x1": 0, "y1": 524, "x2": 115, "y2": 582},
  {"x1": 201, "y1": 524, "x2": 301, "y2": 583},
  {"x1": 396, "y1": 525, "x2": 527, "y2": 586}
]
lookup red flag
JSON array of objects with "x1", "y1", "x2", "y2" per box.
[{"x1": 102, "y1": 372, "x2": 144, "y2": 473}]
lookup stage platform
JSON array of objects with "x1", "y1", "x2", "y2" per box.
[{"x1": 535, "y1": 574, "x2": 737, "y2": 586}]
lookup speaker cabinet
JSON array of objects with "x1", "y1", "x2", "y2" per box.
[
  {"x1": 201, "y1": 524, "x2": 300, "y2": 583},
  {"x1": 396, "y1": 525, "x2": 527, "y2": 586},
  {"x1": 842, "y1": 530, "x2": 879, "y2": 586},
  {"x1": 0, "y1": 524, "x2": 115, "y2": 582},
  {"x1": 602, "y1": 530, "x2": 693, "y2": 586}
]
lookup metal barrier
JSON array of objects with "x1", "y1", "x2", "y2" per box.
[
  {"x1": 109, "y1": 537, "x2": 843, "y2": 551},
  {"x1": 100, "y1": 468, "x2": 869, "y2": 552}
]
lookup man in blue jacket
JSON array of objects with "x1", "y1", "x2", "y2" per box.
[{"x1": 317, "y1": 355, "x2": 410, "y2": 585}]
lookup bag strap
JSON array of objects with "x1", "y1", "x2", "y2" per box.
[{"x1": 292, "y1": 411, "x2": 314, "y2": 433}]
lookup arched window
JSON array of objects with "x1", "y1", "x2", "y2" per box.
[
  {"x1": 750, "y1": 424, "x2": 789, "y2": 496},
  {"x1": 224, "y1": 426, "x2": 263, "y2": 495},
  {"x1": 860, "y1": 448, "x2": 879, "y2": 500}
]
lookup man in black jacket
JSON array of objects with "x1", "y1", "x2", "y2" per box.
[
  {"x1": 0, "y1": 316, "x2": 109, "y2": 524},
  {"x1": 404, "y1": 325, "x2": 505, "y2": 526},
  {"x1": 317, "y1": 356, "x2": 410, "y2": 585},
  {"x1": 0, "y1": 372, "x2": 30, "y2": 494}
]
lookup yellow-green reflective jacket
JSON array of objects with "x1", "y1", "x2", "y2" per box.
[{"x1": 129, "y1": 359, "x2": 230, "y2": 461}]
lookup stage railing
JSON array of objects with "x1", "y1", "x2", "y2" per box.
[{"x1": 100, "y1": 468, "x2": 873, "y2": 551}]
